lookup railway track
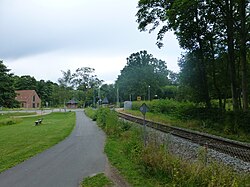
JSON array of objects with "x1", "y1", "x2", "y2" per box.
[{"x1": 118, "y1": 111, "x2": 250, "y2": 163}]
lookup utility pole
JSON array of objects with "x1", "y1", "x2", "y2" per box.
[
  {"x1": 148, "y1": 85, "x2": 151, "y2": 101},
  {"x1": 116, "y1": 87, "x2": 119, "y2": 108}
]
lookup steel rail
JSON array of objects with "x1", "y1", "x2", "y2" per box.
[{"x1": 118, "y1": 112, "x2": 250, "y2": 163}]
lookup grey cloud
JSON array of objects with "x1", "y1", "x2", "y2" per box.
[{"x1": 0, "y1": 0, "x2": 148, "y2": 59}]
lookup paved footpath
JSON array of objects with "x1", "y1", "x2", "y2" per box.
[{"x1": 0, "y1": 110, "x2": 106, "y2": 187}]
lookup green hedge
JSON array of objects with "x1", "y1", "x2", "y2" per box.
[
  {"x1": 132, "y1": 99, "x2": 195, "y2": 118},
  {"x1": 131, "y1": 99, "x2": 250, "y2": 135}
]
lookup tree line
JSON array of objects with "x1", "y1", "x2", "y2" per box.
[
  {"x1": 0, "y1": 52, "x2": 175, "y2": 108},
  {"x1": 1, "y1": 0, "x2": 249, "y2": 112},
  {"x1": 137, "y1": 0, "x2": 250, "y2": 112},
  {"x1": 0, "y1": 60, "x2": 64, "y2": 108},
  {"x1": 0, "y1": 59, "x2": 122, "y2": 108}
]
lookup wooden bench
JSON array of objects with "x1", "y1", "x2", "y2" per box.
[{"x1": 34, "y1": 118, "x2": 43, "y2": 126}]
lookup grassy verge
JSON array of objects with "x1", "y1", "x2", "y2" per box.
[
  {"x1": 81, "y1": 173, "x2": 113, "y2": 187},
  {"x1": 121, "y1": 109, "x2": 250, "y2": 143},
  {"x1": 0, "y1": 112, "x2": 75, "y2": 172},
  {"x1": 85, "y1": 107, "x2": 250, "y2": 187}
]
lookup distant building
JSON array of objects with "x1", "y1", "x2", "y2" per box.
[
  {"x1": 102, "y1": 97, "x2": 109, "y2": 105},
  {"x1": 15, "y1": 90, "x2": 41, "y2": 108},
  {"x1": 66, "y1": 99, "x2": 78, "y2": 109}
]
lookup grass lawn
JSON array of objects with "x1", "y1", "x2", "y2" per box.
[{"x1": 0, "y1": 112, "x2": 75, "y2": 173}]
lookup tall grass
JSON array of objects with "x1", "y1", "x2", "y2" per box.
[
  {"x1": 85, "y1": 108, "x2": 250, "y2": 187},
  {"x1": 130, "y1": 100, "x2": 250, "y2": 142}
]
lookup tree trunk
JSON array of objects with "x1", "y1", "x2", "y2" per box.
[
  {"x1": 225, "y1": 0, "x2": 239, "y2": 112},
  {"x1": 198, "y1": 49, "x2": 211, "y2": 108},
  {"x1": 195, "y1": 7, "x2": 211, "y2": 108},
  {"x1": 239, "y1": 0, "x2": 248, "y2": 111},
  {"x1": 210, "y1": 40, "x2": 223, "y2": 110}
]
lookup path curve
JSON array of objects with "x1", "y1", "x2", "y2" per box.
[{"x1": 0, "y1": 110, "x2": 106, "y2": 187}]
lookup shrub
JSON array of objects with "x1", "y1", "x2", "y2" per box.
[
  {"x1": 131, "y1": 99, "x2": 250, "y2": 136},
  {"x1": 105, "y1": 109, "x2": 119, "y2": 136},
  {"x1": 132, "y1": 99, "x2": 196, "y2": 119},
  {"x1": 84, "y1": 108, "x2": 97, "y2": 121},
  {"x1": 96, "y1": 107, "x2": 110, "y2": 127},
  {"x1": 0, "y1": 118, "x2": 22, "y2": 126},
  {"x1": 224, "y1": 111, "x2": 250, "y2": 134}
]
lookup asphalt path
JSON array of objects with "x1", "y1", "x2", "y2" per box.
[{"x1": 0, "y1": 110, "x2": 106, "y2": 187}]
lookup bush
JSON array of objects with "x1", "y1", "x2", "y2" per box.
[
  {"x1": 96, "y1": 107, "x2": 110, "y2": 127},
  {"x1": 132, "y1": 99, "x2": 196, "y2": 118},
  {"x1": 132, "y1": 99, "x2": 250, "y2": 136},
  {"x1": 95, "y1": 107, "x2": 124, "y2": 136},
  {"x1": 224, "y1": 111, "x2": 250, "y2": 134},
  {"x1": 84, "y1": 108, "x2": 97, "y2": 121},
  {"x1": 0, "y1": 118, "x2": 21, "y2": 126}
]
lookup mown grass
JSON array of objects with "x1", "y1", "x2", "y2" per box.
[
  {"x1": 85, "y1": 107, "x2": 250, "y2": 187},
  {"x1": 0, "y1": 112, "x2": 37, "y2": 127},
  {"x1": 81, "y1": 173, "x2": 113, "y2": 187},
  {"x1": 0, "y1": 112, "x2": 37, "y2": 117},
  {"x1": 0, "y1": 112, "x2": 75, "y2": 173}
]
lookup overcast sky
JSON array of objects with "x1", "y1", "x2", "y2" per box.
[{"x1": 0, "y1": 0, "x2": 183, "y2": 84}]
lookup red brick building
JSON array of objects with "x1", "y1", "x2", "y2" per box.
[{"x1": 15, "y1": 90, "x2": 41, "y2": 108}]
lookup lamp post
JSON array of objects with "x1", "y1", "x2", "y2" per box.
[{"x1": 148, "y1": 85, "x2": 151, "y2": 101}]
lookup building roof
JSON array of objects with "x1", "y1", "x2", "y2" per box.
[
  {"x1": 102, "y1": 97, "x2": 109, "y2": 104},
  {"x1": 66, "y1": 99, "x2": 78, "y2": 104},
  {"x1": 15, "y1": 90, "x2": 40, "y2": 102}
]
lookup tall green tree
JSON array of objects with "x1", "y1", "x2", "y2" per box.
[
  {"x1": 58, "y1": 67, "x2": 102, "y2": 90},
  {"x1": 36, "y1": 80, "x2": 55, "y2": 107},
  {"x1": 72, "y1": 67, "x2": 103, "y2": 90},
  {"x1": 136, "y1": 0, "x2": 250, "y2": 111},
  {"x1": 238, "y1": 0, "x2": 249, "y2": 111},
  {"x1": 58, "y1": 70, "x2": 74, "y2": 89},
  {"x1": 116, "y1": 51, "x2": 169, "y2": 101},
  {"x1": 13, "y1": 75, "x2": 37, "y2": 90},
  {"x1": 0, "y1": 61, "x2": 18, "y2": 108},
  {"x1": 137, "y1": 0, "x2": 212, "y2": 107},
  {"x1": 58, "y1": 67, "x2": 103, "y2": 106},
  {"x1": 100, "y1": 84, "x2": 116, "y2": 104}
]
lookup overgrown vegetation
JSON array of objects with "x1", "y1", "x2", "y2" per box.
[
  {"x1": 85, "y1": 107, "x2": 250, "y2": 186},
  {"x1": 130, "y1": 100, "x2": 250, "y2": 142},
  {"x1": 81, "y1": 173, "x2": 113, "y2": 187},
  {"x1": 0, "y1": 112, "x2": 75, "y2": 172}
]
